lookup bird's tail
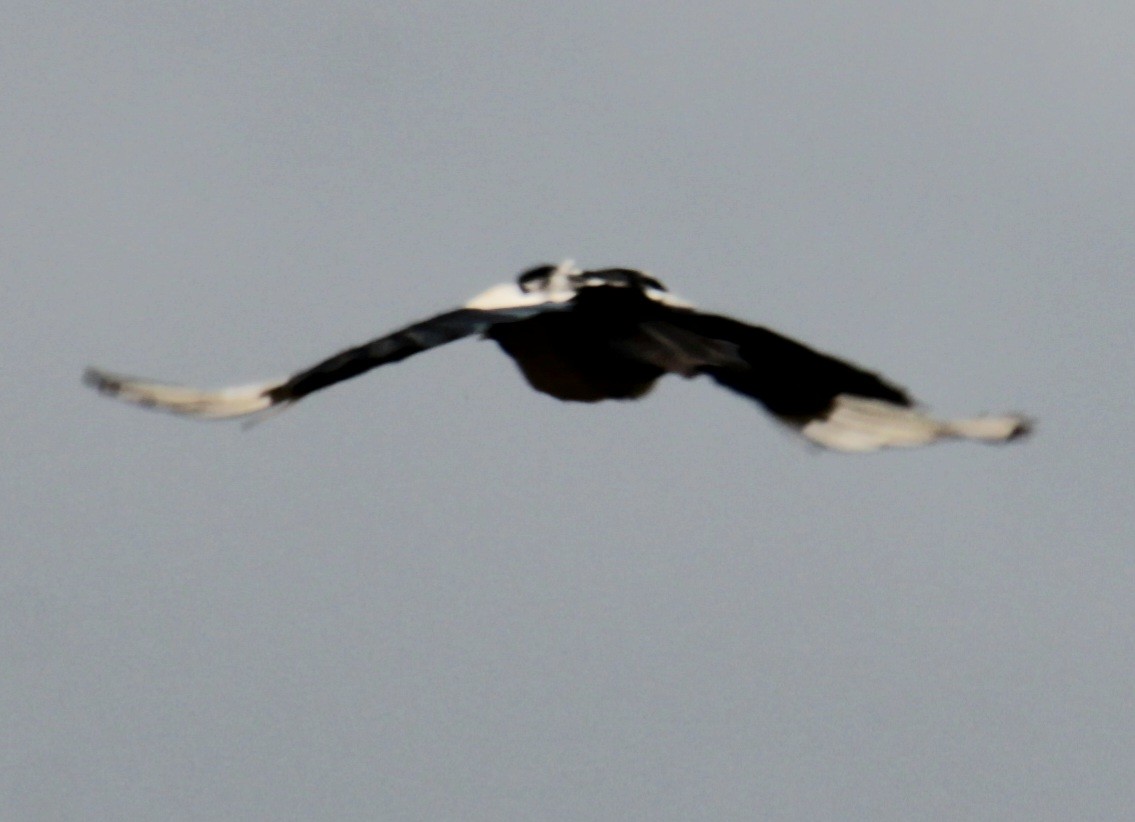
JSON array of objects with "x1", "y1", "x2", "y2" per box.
[
  {"x1": 800, "y1": 396, "x2": 1031, "y2": 452},
  {"x1": 83, "y1": 367, "x2": 287, "y2": 420}
]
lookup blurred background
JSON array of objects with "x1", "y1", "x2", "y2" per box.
[{"x1": 3, "y1": 2, "x2": 1132, "y2": 819}]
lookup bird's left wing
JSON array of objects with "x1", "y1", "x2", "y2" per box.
[
  {"x1": 624, "y1": 308, "x2": 1029, "y2": 452},
  {"x1": 84, "y1": 305, "x2": 553, "y2": 420}
]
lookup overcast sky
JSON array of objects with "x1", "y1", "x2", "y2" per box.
[{"x1": 3, "y1": 2, "x2": 1133, "y2": 819}]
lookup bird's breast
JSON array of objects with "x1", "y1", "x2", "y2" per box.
[{"x1": 488, "y1": 317, "x2": 661, "y2": 402}]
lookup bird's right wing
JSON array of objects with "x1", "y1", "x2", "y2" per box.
[{"x1": 84, "y1": 305, "x2": 557, "y2": 420}]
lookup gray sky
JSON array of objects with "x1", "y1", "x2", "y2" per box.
[{"x1": 3, "y1": 2, "x2": 1133, "y2": 819}]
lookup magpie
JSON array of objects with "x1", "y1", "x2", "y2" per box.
[{"x1": 83, "y1": 261, "x2": 1030, "y2": 452}]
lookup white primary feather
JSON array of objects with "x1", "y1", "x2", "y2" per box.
[
  {"x1": 801, "y1": 395, "x2": 1029, "y2": 452},
  {"x1": 82, "y1": 368, "x2": 285, "y2": 420}
]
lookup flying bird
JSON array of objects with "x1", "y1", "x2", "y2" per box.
[{"x1": 83, "y1": 261, "x2": 1030, "y2": 452}]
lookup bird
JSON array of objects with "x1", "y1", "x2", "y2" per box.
[{"x1": 83, "y1": 260, "x2": 1030, "y2": 452}]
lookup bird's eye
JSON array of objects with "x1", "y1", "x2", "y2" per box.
[{"x1": 517, "y1": 265, "x2": 556, "y2": 292}]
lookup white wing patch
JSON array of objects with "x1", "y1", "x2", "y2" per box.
[
  {"x1": 463, "y1": 282, "x2": 575, "y2": 310},
  {"x1": 643, "y1": 286, "x2": 695, "y2": 309},
  {"x1": 465, "y1": 259, "x2": 582, "y2": 310},
  {"x1": 83, "y1": 368, "x2": 286, "y2": 419},
  {"x1": 801, "y1": 395, "x2": 1030, "y2": 452}
]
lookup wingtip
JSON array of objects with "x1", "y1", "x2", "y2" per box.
[
  {"x1": 1006, "y1": 415, "x2": 1034, "y2": 441},
  {"x1": 944, "y1": 413, "x2": 1034, "y2": 444},
  {"x1": 82, "y1": 366, "x2": 119, "y2": 394},
  {"x1": 800, "y1": 397, "x2": 1035, "y2": 452},
  {"x1": 82, "y1": 366, "x2": 285, "y2": 420}
]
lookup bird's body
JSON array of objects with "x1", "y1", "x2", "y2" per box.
[
  {"x1": 488, "y1": 283, "x2": 683, "y2": 401},
  {"x1": 84, "y1": 261, "x2": 1030, "y2": 452}
]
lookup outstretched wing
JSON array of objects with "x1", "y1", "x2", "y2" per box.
[
  {"x1": 84, "y1": 305, "x2": 553, "y2": 420},
  {"x1": 640, "y1": 311, "x2": 912, "y2": 414},
  {"x1": 627, "y1": 308, "x2": 1029, "y2": 451}
]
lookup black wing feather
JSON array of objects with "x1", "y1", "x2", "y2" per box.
[
  {"x1": 638, "y1": 309, "x2": 912, "y2": 419},
  {"x1": 268, "y1": 306, "x2": 548, "y2": 405}
]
